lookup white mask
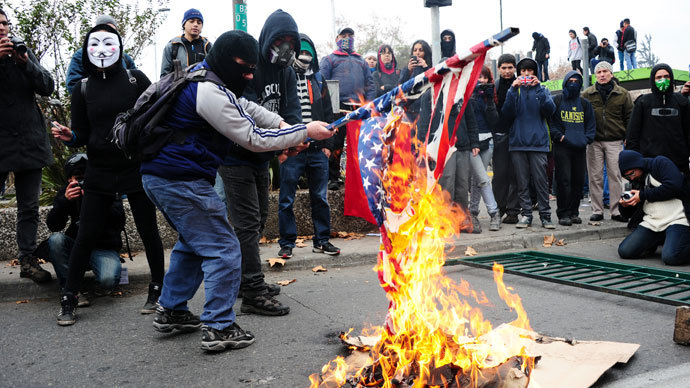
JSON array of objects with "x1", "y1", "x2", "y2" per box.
[{"x1": 86, "y1": 31, "x2": 120, "y2": 69}]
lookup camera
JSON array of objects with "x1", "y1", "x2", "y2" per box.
[
  {"x1": 621, "y1": 191, "x2": 634, "y2": 201},
  {"x1": 10, "y1": 37, "x2": 27, "y2": 56},
  {"x1": 519, "y1": 76, "x2": 531, "y2": 85}
]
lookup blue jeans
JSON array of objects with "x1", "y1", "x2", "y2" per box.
[
  {"x1": 618, "y1": 51, "x2": 625, "y2": 71},
  {"x1": 47, "y1": 233, "x2": 121, "y2": 289},
  {"x1": 469, "y1": 145, "x2": 498, "y2": 216},
  {"x1": 278, "y1": 148, "x2": 331, "y2": 248},
  {"x1": 142, "y1": 174, "x2": 241, "y2": 330},
  {"x1": 624, "y1": 50, "x2": 637, "y2": 70},
  {"x1": 536, "y1": 59, "x2": 549, "y2": 81},
  {"x1": 618, "y1": 224, "x2": 690, "y2": 266},
  {"x1": 213, "y1": 171, "x2": 227, "y2": 206}
]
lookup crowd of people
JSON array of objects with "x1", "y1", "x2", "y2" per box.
[{"x1": 2, "y1": 7, "x2": 690, "y2": 353}]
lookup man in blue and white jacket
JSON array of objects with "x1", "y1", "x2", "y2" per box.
[{"x1": 140, "y1": 30, "x2": 334, "y2": 353}]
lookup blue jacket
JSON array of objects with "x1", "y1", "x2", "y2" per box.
[
  {"x1": 320, "y1": 50, "x2": 375, "y2": 103},
  {"x1": 66, "y1": 48, "x2": 136, "y2": 94},
  {"x1": 502, "y1": 83, "x2": 556, "y2": 152},
  {"x1": 550, "y1": 71, "x2": 596, "y2": 149},
  {"x1": 141, "y1": 61, "x2": 307, "y2": 183}
]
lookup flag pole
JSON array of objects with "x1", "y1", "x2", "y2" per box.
[{"x1": 326, "y1": 27, "x2": 520, "y2": 131}]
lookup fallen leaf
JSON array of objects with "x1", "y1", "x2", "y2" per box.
[
  {"x1": 312, "y1": 265, "x2": 328, "y2": 272},
  {"x1": 276, "y1": 279, "x2": 296, "y2": 286},
  {"x1": 464, "y1": 246, "x2": 478, "y2": 257},
  {"x1": 556, "y1": 239, "x2": 566, "y2": 246},
  {"x1": 259, "y1": 236, "x2": 279, "y2": 244},
  {"x1": 295, "y1": 241, "x2": 307, "y2": 248},
  {"x1": 543, "y1": 234, "x2": 556, "y2": 247},
  {"x1": 588, "y1": 221, "x2": 601, "y2": 226},
  {"x1": 267, "y1": 258, "x2": 286, "y2": 267},
  {"x1": 7, "y1": 259, "x2": 19, "y2": 267},
  {"x1": 335, "y1": 231, "x2": 365, "y2": 240},
  {"x1": 15, "y1": 300, "x2": 29, "y2": 304},
  {"x1": 37, "y1": 258, "x2": 47, "y2": 264},
  {"x1": 111, "y1": 291, "x2": 123, "y2": 297}
]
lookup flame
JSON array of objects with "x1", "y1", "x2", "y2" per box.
[{"x1": 310, "y1": 94, "x2": 534, "y2": 388}]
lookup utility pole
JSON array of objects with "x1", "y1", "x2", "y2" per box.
[
  {"x1": 582, "y1": 37, "x2": 590, "y2": 88},
  {"x1": 499, "y1": 0, "x2": 504, "y2": 54},
  {"x1": 233, "y1": 0, "x2": 247, "y2": 32},
  {"x1": 331, "y1": 0, "x2": 337, "y2": 41},
  {"x1": 430, "y1": 6, "x2": 440, "y2": 65}
]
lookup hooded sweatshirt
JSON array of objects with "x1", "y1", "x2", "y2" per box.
[
  {"x1": 531, "y1": 33, "x2": 550, "y2": 62},
  {"x1": 502, "y1": 58, "x2": 557, "y2": 152},
  {"x1": 69, "y1": 24, "x2": 152, "y2": 194},
  {"x1": 372, "y1": 45, "x2": 400, "y2": 97},
  {"x1": 626, "y1": 63, "x2": 690, "y2": 172},
  {"x1": 550, "y1": 71, "x2": 596, "y2": 149},
  {"x1": 568, "y1": 34, "x2": 583, "y2": 61},
  {"x1": 224, "y1": 9, "x2": 302, "y2": 167}
]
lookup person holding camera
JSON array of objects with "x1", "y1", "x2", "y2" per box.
[
  {"x1": 617, "y1": 150, "x2": 690, "y2": 265},
  {"x1": 42, "y1": 154, "x2": 125, "y2": 295},
  {"x1": 502, "y1": 58, "x2": 557, "y2": 229},
  {"x1": 590, "y1": 38, "x2": 615, "y2": 70},
  {"x1": 51, "y1": 24, "x2": 165, "y2": 325},
  {"x1": 0, "y1": 9, "x2": 55, "y2": 283},
  {"x1": 626, "y1": 63, "x2": 690, "y2": 174}
]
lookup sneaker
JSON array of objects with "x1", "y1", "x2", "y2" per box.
[
  {"x1": 141, "y1": 282, "x2": 162, "y2": 314},
  {"x1": 516, "y1": 215, "x2": 532, "y2": 228},
  {"x1": 57, "y1": 293, "x2": 77, "y2": 326},
  {"x1": 502, "y1": 214, "x2": 519, "y2": 224},
  {"x1": 571, "y1": 216, "x2": 582, "y2": 224},
  {"x1": 241, "y1": 294, "x2": 290, "y2": 316},
  {"x1": 542, "y1": 218, "x2": 556, "y2": 229},
  {"x1": 328, "y1": 181, "x2": 340, "y2": 191},
  {"x1": 313, "y1": 241, "x2": 340, "y2": 256},
  {"x1": 611, "y1": 214, "x2": 629, "y2": 223},
  {"x1": 558, "y1": 217, "x2": 572, "y2": 226},
  {"x1": 201, "y1": 323, "x2": 255, "y2": 352},
  {"x1": 19, "y1": 254, "x2": 51, "y2": 283},
  {"x1": 278, "y1": 246, "x2": 293, "y2": 259},
  {"x1": 589, "y1": 214, "x2": 603, "y2": 222},
  {"x1": 470, "y1": 214, "x2": 482, "y2": 234},
  {"x1": 77, "y1": 292, "x2": 91, "y2": 307},
  {"x1": 153, "y1": 306, "x2": 202, "y2": 333},
  {"x1": 489, "y1": 212, "x2": 501, "y2": 231}
]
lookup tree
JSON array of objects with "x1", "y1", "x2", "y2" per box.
[
  {"x1": 636, "y1": 33, "x2": 659, "y2": 68},
  {"x1": 1, "y1": 0, "x2": 169, "y2": 203}
]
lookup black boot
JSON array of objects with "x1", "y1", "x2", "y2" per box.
[
  {"x1": 57, "y1": 293, "x2": 78, "y2": 326},
  {"x1": 141, "y1": 282, "x2": 162, "y2": 314},
  {"x1": 19, "y1": 254, "x2": 51, "y2": 283}
]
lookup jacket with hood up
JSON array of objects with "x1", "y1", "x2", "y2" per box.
[
  {"x1": 550, "y1": 71, "x2": 596, "y2": 149},
  {"x1": 626, "y1": 64, "x2": 690, "y2": 172},
  {"x1": 531, "y1": 33, "x2": 550, "y2": 62},
  {"x1": 67, "y1": 25, "x2": 151, "y2": 194},
  {"x1": 372, "y1": 45, "x2": 400, "y2": 97},
  {"x1": 224, "y1": 9, "x2": 302, "y2": 167}
]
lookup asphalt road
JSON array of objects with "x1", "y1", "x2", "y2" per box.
[{"x1": 2, "y1": 240, "x2": 689, "y2": 387}]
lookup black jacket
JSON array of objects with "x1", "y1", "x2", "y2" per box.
[
  {"x1": 373, "y1": 45, "x2": 400, "y2": 97},
  {"x1": 585, "y1": 32, "x2": 597, "y2": 58},
  {"x1": 593, "y1": 44, "x2": 615, "y2": 64},
  {"x1": 531, "y1": 33, "x2": 550, "y2": 61},
  {"x1": 470, "y1": 83, "x2": 499, "y2": 150},
  {"x1": 495, "y1": 76, "x2": 516, "y2": 134},
  {"x1": 0, "y1": 42, "x2": 54, "y2": 172},
  {"x1": 46, "y1": 184, "x2": 125, "y2": 250},
  {"x1": 626, "y1": 64, "x2": 690, "y2": 172},
  {"x1": 417, "y1": 90, "x2": 479, "y2": 152},
  {"x1": 69, "y1": 26, "x2": 151, "y2": 194},
  {"x1": 226, "y1": 9, "x2": 302, "y2": 166}
]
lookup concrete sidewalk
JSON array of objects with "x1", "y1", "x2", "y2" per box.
[{"x1": 0, "y1": 199, "x2": 630, "y2": 301}]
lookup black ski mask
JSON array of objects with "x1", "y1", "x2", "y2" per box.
[
  {"x1": 440, "y1": 29, "x2": 456, "y2": 58},
  {"x1": 205, "y1": 30, "x2": 259, "y2": 97}
]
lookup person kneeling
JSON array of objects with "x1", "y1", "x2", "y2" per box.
[
  {"x1": 617, "y1": 150, "x2": 690, "y2": 266},
  {"x1": 41, "y1": 154, "x2": 124, "y2": 310}
]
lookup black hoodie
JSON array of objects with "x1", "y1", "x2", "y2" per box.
[
  {"x1": 626, "y1": 63, "x2": 690, "y2": 172},
  {"x1": 70, "y1": 24, "x2": 151, "y2": 194},
  {"x1": 531, "y1": 33, "x2": 550, "y2": 62},
  {"x1": 226, "y1": 9, "x2": 302, "y2": 167}
]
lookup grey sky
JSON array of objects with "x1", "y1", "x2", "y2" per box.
[{"x1": 139, "y1": 0, "x2": 689, "y2": 80}]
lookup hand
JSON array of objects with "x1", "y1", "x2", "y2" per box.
[
  {"x1": 471, "y1": 148, "x2": 479, "y2": 157},
  {"x1": 529, "y1": 76, "x2": 540, "y2": 86},
  {"x1": 545, "y1": 54, "x2": 549, "y2": 59},
  {"x1": 619, "y1": 189, "x2": 640, "y2": 207},
  {"x1": 322, "y1": 148, "x2": 331, "y2": 158},
  {"x1": 277, "y1": 152, "x2": 288, "y2": 164},
  {"x1": 417, "y1": 57, "x2": 428, "y2": 68},
  {"x1": 407, "y1": 57, "x2": 417, "y2": 71},
  {"x1": 286, "y1": 142, "x2": 309, "y2": 156},
  {"x1": 0, "y1": 37, "x2": 13, "y2": 59},
  {"x1": 64, "y1": 180, "x2": 83, "y2": 200},
  {"x1": 560, "y1": 135, "x2": 565, "y2": 142},
  {"x1": 306, "y1": 120, "x2": 334, "y2": 141},
  {"x1": 14, "y1": 51, "x2": 28, "y2": 66},
  {"x1": 511, "y1": 78, "x2": 522, "y2": 88},
  {"x1": 681, "y1": 81, "x2": 690, "y2": 97},
  {"x1": 51, "y1": 121, "x2": 73, "y2": 141}
]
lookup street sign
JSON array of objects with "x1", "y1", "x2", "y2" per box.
[
  {"x1": 424, "y1": 0, "x2": 452, "y2": 7},
  {"x1": 233, "y1": 0, "x2": 247, "y2": 32}
]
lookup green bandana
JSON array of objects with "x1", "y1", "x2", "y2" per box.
[{"x1": 655, "y1": 78, "x2": 671, "y2": 92}]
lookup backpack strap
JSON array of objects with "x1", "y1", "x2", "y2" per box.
[
  {"x1": 80, "y1": 77, "x2": 88, "y2": 99},
  {"x1": 126, "y1": 69, "x2": 137, "y2": 86}
]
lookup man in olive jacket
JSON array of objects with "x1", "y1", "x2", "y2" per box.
[
  {"x1": 581, "y1": 61, "x2": 633, "y2": 222},
  {"x1": 0, "y1": 9, "x2": 54, "y2": 282}
]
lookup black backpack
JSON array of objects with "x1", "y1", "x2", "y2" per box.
[{"x1": 109, "y1": 60, "x2": 224, "y2": 160}]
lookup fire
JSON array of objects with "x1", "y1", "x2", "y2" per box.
[{"x1": 310, "y1": 101, "x2": 535, "y2": 387}]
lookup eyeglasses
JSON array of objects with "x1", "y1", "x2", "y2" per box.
[
  {"x1": 0, "y1": 21, "x2": 12, "y2": 27},
  {"x1": 623, "y1": 171, "x2": 635, "y2": 180}
]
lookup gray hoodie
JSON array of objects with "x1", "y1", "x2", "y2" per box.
[{"x1": 568, "y1": 37, "x2": 583, "y2": 61}]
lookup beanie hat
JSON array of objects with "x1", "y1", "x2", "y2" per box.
[
  {"x1": 64, "y1": 153, "x2": 88, "y2": 178},
  {"x1": 516, "y1": 57, "x2": 538, "y2": 73},
  {"x1": 94, "y1": 15, "x2": 117, "y2": 28},
  {"x1": 594, "y1": 61, "x2": 613, "y2": 74},
  {"x1": 300, "y1": 40, "x2": 315, "y2": 58},
  {"x1": 618, "y1": 150, "x2": 644, "y2": 173},
  {"x1": 182, "y1": 8, "x2": 203, "y2": 27},
  {"x1": 497, "y1": 53, "x2": 516, "y2": 67}
]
